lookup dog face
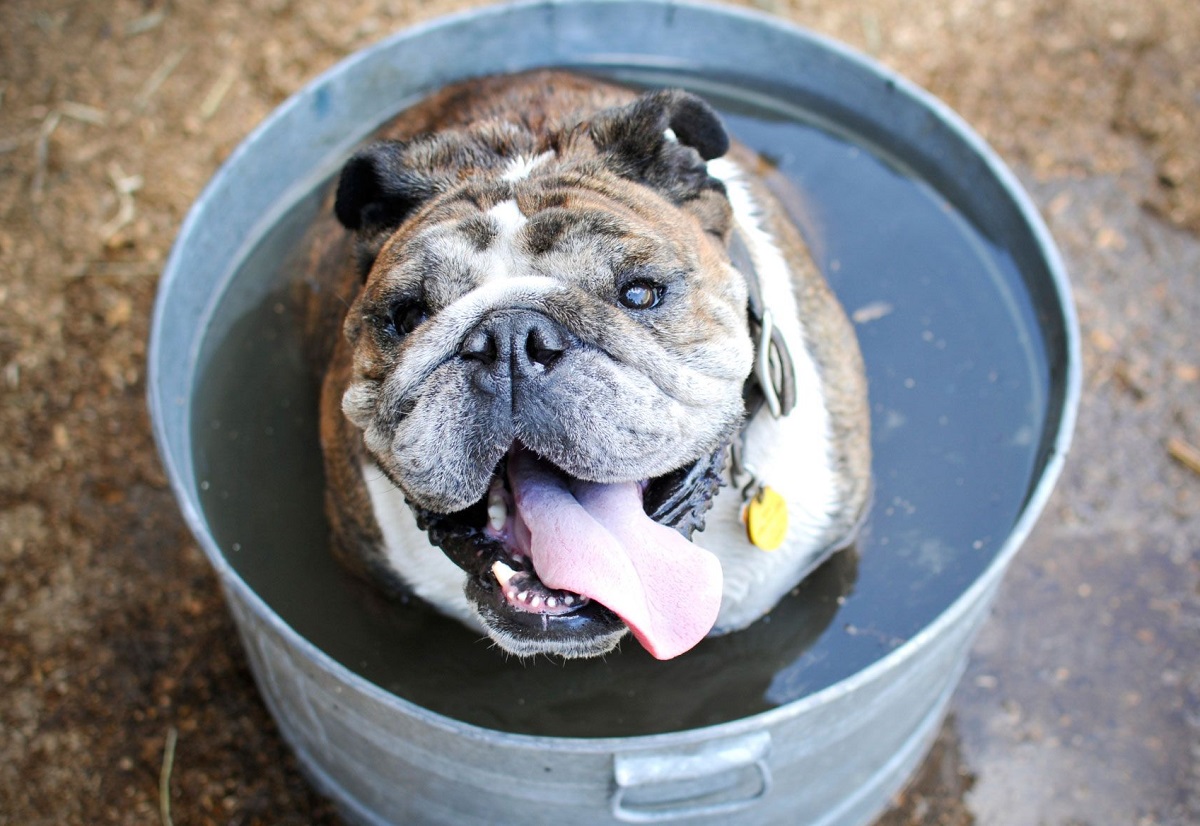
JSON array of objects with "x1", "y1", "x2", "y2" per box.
[{"x1": 333, "y1": 89, "x2": 755, "y2": 659}]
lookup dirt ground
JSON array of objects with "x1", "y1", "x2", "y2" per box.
[{"x1": 1, "y1": 0, "x2": 1197, "y2": 824}]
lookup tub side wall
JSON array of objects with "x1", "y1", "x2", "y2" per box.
[{"x1": 226, "y1": 572, "x2": 1000, "y2": 825}]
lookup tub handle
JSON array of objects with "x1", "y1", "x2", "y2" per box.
[{"x1": 611, "y1": 731, "x2": 772, "y2": 823}]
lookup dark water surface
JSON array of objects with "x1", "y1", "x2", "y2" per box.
[{"x1": 192, "y1": 73, "x2": 1049, "y2": 737}]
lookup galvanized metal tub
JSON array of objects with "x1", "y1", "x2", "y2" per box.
[{"x1": 148, "y1": 1, "x2": 1081, "y2": 823}]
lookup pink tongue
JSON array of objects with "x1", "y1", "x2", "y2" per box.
[{"x1": 508, "y1": 449, "x2": 722, "y2": 660}]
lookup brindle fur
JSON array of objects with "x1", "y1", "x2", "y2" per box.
[{"x1": 300, "y1": 70, "x2": 871, "y2": 654}]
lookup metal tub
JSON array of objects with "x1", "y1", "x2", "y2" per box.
[{"x1": 148, "y1": 1, "x2": 1080, "y2": 823}]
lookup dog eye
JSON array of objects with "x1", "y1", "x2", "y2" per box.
[
  {"x1": 618, "y1": 280, "x2": 664, "y2": 311},
  {"x1": 389, "y1": 301, "x2": 428, "y2": 336}
]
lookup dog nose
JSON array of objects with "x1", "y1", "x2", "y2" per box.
[{"x1": 459, "y1": 311, "x2": 570, "y2": 377}]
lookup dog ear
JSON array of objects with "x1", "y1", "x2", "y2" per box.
[
  {"x1": 334, "y1": 140, "x2": 438, "y2": 232},
  {"x1": 656, "y1": 91, "x2": 729, "y2": 162},
  {"x1": 587, "y1": 90, "x2": 733, "y2": 239},
  {"x1": 588, "y1": 89, "x2": 729, "y2": 199}
]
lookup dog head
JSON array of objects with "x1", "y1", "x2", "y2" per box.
[{"x1": 334, "y1": 89, "x2": 754, "y2": 659}]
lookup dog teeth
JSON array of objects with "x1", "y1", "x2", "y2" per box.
[
  {"x1": 498, "y1": 572, "x2": 582, "y2": 613},
  {"x1": 487, "y1": 484, "x2": 508, "y2": 531},
  {"x1": 488, "y1": 505, "x2": 507, "y2": 532},
  {"x1": 491, "y1": 560, "x2": 517, "y2": 587}
]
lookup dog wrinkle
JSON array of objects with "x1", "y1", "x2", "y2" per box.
[
  {"x1": 356, "y1": 264, "x2": 748, "y2": 491},
  {"x1": 381, "y1": 275, "x2": 566, "y2": 401},
  {"x1": 388, "y1": 383, "x2": 513, "y2": 512},
  {"x1": 471, "y1": 200, "x2": 528, "y2": 285},
  {"x1": 456, "y1": 213, "x2": 499, "y2": 251}
]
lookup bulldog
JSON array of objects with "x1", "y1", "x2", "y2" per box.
[{"x1": 304, "y1": 70, "x2": 870, "y2": 661}]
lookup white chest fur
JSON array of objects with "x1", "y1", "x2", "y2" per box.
[{"x1": 361, "y1": 466, "x2": 480, "y2": 629}]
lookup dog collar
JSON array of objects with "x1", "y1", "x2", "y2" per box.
[
  {"x1": 728, "y1": 230, "x2": 797, "y2": 420},
  {"x1": 727, "y1": 229, "x2": 799, "y2": 551}
]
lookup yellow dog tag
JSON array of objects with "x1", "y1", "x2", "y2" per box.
[{"x1": 744, "y1": 485, "x2": 788, "y2": 551}]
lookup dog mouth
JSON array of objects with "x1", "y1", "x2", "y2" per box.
[{"x1": 413, "y1": 443, "x2": 728, "y2": 660}]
